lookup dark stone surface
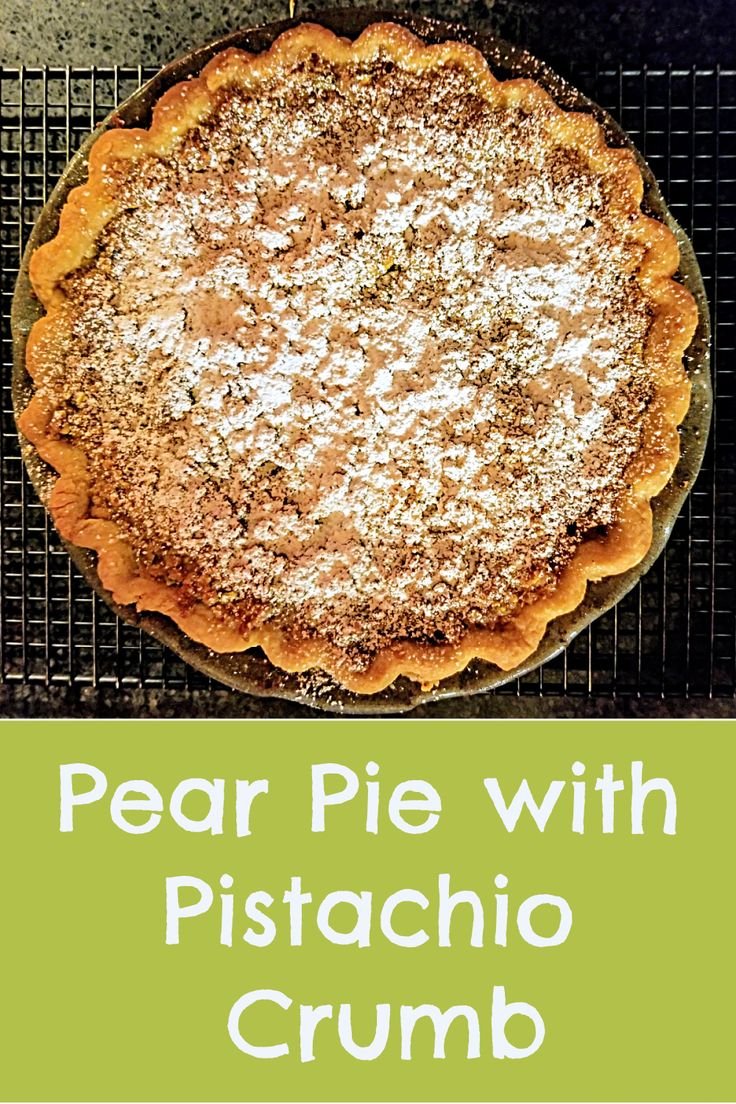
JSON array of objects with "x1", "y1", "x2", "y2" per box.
[{"x1": 2, "y1": 0, "x2": 735, "y2": 69}]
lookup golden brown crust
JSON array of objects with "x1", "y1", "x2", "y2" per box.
[{"x1": 19, "y1": 22, "x2": 698, "y2": 693}]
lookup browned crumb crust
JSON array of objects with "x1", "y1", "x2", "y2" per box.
[{"x1": 19, "y1": 22, "x2": 698, "y2": 693}]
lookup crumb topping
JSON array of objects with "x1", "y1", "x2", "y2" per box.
[{"x1": 44, "y1": 56, "x2": 654, "y2": 658}]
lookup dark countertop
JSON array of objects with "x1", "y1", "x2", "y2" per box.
[{"x1": 2, "y1": 0, "x2": 735, "y2": 70}]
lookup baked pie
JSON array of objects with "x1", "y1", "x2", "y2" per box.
[{"x1": 19, "y1": 23, "x2": 698, "y2": 694}]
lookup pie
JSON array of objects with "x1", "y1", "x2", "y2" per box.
[{"x1": 19, "y1": 22, "x2": 698, "y2": 694}]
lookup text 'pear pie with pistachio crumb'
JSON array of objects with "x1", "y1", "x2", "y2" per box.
[{"x1": 19, "y1": 22, "x2": 698, "y2": 694}]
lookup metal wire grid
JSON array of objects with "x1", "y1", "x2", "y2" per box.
[{"x1": 0, "y1": 64, "x2": 734, "y2": 705}]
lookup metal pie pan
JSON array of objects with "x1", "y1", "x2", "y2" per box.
[{"x1": 11, "y1": 8, "x2": 712, "y2": 714}]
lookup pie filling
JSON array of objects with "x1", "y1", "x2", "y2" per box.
[{"x1": 40, "y1": 55, "x2": 654, "y2": 664}]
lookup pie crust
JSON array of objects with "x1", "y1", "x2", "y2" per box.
[{"x1": 19, "y1": 22, "x2": 698, "y2": 694}]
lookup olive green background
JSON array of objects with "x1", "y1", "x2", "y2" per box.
[{"x1": 0, "y1": 718, "x2": 733, "y2": 1102}]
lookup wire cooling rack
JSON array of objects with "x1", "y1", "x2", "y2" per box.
[{"x1": 0, "y1": 63, "x2": 734, "y2": 716}]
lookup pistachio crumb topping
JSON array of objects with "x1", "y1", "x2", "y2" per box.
[{"x1": 43, "y1": 55, "x2": 654, "y2": 661}]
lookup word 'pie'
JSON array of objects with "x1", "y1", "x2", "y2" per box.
[{"x1": 20, "y1": 23, "x2": 697, "y2": 694}]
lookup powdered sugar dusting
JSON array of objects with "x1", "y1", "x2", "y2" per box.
[{"x1": 44, "y1": 56, "x2": 653, "y2": 661}]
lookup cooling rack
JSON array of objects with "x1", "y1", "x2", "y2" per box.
[{"x1": 1, "y1": 56, "x2": 734, "y2": 716}]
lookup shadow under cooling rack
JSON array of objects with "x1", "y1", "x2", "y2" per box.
[{"x1": 1, "y1": 63, "x2": 735, "y2": 717}]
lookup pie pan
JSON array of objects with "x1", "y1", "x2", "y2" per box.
[{"x1": 11, "y1": 8, "x2": 712, "y2": 714}]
